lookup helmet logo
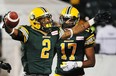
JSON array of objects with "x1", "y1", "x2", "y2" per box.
[{"x1": 30, "y1": 14, "x2": 35, "y2": 20}]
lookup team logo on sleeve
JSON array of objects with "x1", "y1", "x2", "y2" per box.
[
  {"x1": 76, "y1": 36, "x2": 84, "y2": 40},
  {"x1": 51, "y1": 30, "x2": 58, "y2": 35}
]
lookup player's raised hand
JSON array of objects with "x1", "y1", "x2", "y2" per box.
[{"x1": 94, "y1": 10, "x2": 111, "y2": 24}]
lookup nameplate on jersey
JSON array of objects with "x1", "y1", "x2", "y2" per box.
[
  {"x1": 64, "y1": 40, "x2": 74, "y2": 42},
  {"x1": 76, "y1": 36, "x2": 84, "y2": 40},
  {"x1": 42, "y1": 36, "x2": 51, "y2": 38},
  {"x1": 51, "y1": 30, "x2": 58, "y2": 35}
]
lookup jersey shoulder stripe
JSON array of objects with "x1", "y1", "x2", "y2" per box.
[{"x1": 18, "y1": 25, "x2": 29, "y2": 43}]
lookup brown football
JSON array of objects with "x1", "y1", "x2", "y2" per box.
[{"x1": 5, "y1": 11, "x2": 19, "y2": 28}]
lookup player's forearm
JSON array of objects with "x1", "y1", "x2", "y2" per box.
[
  {"x1": 82, "y1": 58, "x2": 95, "y2": 68},
  {"x1": 61, "y1": 19, "x2": 95, "y2": 39},
  {"x1": 4, "y1": 25, "x2": 24, "y2": 41},
  {"x1": 61, "y1": 22, "x2": 90, "y2": 39},
  {"x1": 10, "y1": 29, "x2": 24, "y2": 42},
  {"x1": 4, "y1": 24, "x2": 13, "y2": 34},
  {"x1": 61, "y1": 30, "x2": 71, "y2": 39},
  {"x1": 72, "y1": 22, "x2": 90, "y2": 35},
  {"x1": 4, "y1": 25, "x2": 18, "y2": 37},
  {"x1": 82, "y1": 46, "x2": 96, "y2": 68}
]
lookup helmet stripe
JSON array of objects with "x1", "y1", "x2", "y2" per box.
[
  {"x1": 40, "y1": 7, "x2": 48, "y2": 13},
  {"x1": 66, "y1": 6, "x2": 72, "y2": 14}
]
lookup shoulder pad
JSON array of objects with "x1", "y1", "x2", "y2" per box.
[
  {"x1": 85, "y1": 28, "x2": 93, "y2": 33},
  {"x1": 18, "y1": 25, "x2": 30, "y2": 29}
]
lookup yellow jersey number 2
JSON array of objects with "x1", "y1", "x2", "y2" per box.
[{"x1": 41, "y1": 39, "x2": 51, "y2": 59}]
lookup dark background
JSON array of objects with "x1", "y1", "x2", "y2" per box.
[{"x1": 61, "y1": 0, "x2": 116, "y2": 20}]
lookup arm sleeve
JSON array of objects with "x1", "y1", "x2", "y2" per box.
[
  {"x1": 85, "y1": 34, "x2": 95, "y2": 48},
  {"x1": 11, "y1": 30, "x2": 24, "y2": 42},
  {"x1": 11, "y1": 26, "x2": 29, "y2": 43}
]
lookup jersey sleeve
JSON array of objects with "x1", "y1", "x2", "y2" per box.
[
  {"x1": 18, "y1": 25, "x2": 29, "y2": 43},
  {"x1": 85, "y1": 32, "x2": 95, "y2": 48},
  {"x1": 59, "y1": 27, "x2": 64, "y2": 39}
]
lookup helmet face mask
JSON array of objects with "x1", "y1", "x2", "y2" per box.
[
  {"x1": 36, "y1": 14, "x2": 52, "y2": 27},
  {"x1": 38, "y1": 14, "x2": 53, "y2": 32},
  {"x1": 60, "y1": 6, "x2": 80, "y2": 29},
  {"x1": 29, "y1": 7, "x2": 53, "y2": 33},
  {"x1": 60, "y1": 15, "x2": 79, "y2": 29}
]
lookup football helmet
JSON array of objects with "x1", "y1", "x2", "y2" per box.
[
  {"x1": 29, "y1": 7, "x2": 53, "y2": 32},
  {"x1": 60, "y1": 6, "x2": 80, "y2": 29}
]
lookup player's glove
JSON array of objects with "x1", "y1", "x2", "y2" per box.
[
  {"x1": 0, "y1": 61, "x2": 12, "y2": 73},
  {"x1": 94, "y1": 10, "x2": 111, "y2": 23},
  {"x1": 60, "y1": 61, "x2": 83, "y2": 71}
]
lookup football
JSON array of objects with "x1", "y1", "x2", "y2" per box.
[{"x1": 5, "y1": 11, "x2": 19, "y2": 28}]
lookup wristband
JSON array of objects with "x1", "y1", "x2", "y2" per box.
[
  {"x1": 75, "y1": 61, "x2": 83, "y2": 68},
  {"x1": 9, "y1": 28, "x2": 14, "y2": 35},
  {"x1": 88, "y1": 18, "x2": 95, "y2": 26},
  {"x1": 77, "y1": 61, "x2": 83, "y2": 68},
  {"x1": 67, "y1": 28, "x2": 73, "y2": 39}
]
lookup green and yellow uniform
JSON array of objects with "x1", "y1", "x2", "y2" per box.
[
  {"x1": 18, "y1": 25, "x2": 59, "y2": 74},
  {"x1": 55, "y1": 29, "x2": 95, "y2": 75}
]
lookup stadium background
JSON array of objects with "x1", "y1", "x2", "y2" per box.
[{"x1": 0, "y1": 0, "x2": 116, "y2": 76}]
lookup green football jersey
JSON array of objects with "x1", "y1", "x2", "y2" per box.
[
  {"x1": 55, "y1": 29, "x2": 95, "y2": 75},
  {"x1": 19, "y1": 25, "x2": 59, "y2": 74}
]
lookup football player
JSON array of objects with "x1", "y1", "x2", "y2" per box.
[
  {"x1": 3, "y1": 7, "x2": 110, "y2": 76},
  {"x1": 54, "y1": 6, "x2": 95, "y2": 76}
]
